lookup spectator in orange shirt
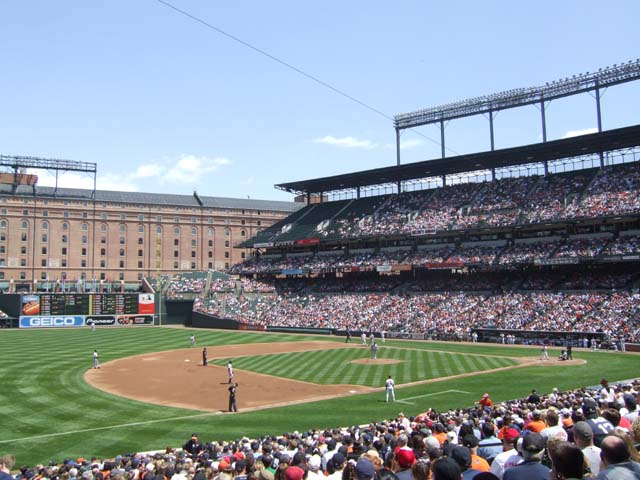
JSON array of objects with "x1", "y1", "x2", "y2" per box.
[
  {"x1": 461, "y1": 435, "x2": 490, "y2": 472},
  {"x1": 524, "y1": 410, "x2": 547, "y2": 433},
  {"x1": 432, "y1": 423, "x2": 448, "y2": 446},
  {"x1": 479, "y1": 393, "x2": 493, "y2": 409}
]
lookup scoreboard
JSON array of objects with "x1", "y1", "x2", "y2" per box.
[
  {"x1": 23, "y1": 293, "x2": 143, "y2": 316},
  {"x1": 19, "y1": 293, "x2": 155, "y2": 328}
]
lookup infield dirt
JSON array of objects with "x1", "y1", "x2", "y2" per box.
[{"x1": 85, "y1": 340, "x2": 584, "y2": 413}]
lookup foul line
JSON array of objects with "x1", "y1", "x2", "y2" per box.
[
  {"x1": 394, "y1": 389, "x2": 471, "y2": 405},
  {"x1": 0, "y1": 412, "x2": 221, "y2": 445}
]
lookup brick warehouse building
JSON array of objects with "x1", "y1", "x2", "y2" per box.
[{"x1": 0, "y1": 182, "x2": 301, "y2": 288}]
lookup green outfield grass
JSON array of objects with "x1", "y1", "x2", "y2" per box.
[
  {"x1": 210, "y1": 346, "x2": 517, "y2": 385},
  {"x1": 0, "y1": 326, "x2": 637, "y2": 466}
]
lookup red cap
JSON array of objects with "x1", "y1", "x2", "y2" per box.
[{"x1": 503, "y1": 428, "x2": 520, "y2": 442}]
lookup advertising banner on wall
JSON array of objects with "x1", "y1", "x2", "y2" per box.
[
  {"x1": 18, "y1": 293, "x2": 155, "y2": 327},
  {"x1": 20, "y1": 316, "x2": 85, "y2": 328},
  {"x1": 20, "y1": 314, "x2": 155, "y2": 328},
  {"x1": 138, "y1": 293, "x2": 155, "y2": 314}
]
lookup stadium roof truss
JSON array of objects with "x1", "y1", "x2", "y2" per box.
[
  {"x1": 392, "y1": 59, "x2": 640, "y2": 163},
  {"x1": 0, "y1": 154, "x2": 97, "y2": 197},
  {"x1": 276, "y1": 124, "x2": 640, "y2": 197},
  {"x1": 394, "y1": 60, "x2": 640, "y2": 129}
]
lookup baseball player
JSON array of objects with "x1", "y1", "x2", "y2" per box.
[
  {"x1": 228, "y1": 382, "x2": 239, "y2": 412},
  {"x1": 385, "y1": 375, "x2": 395, "y2": 402},
  {"x1": 92, "y1": 350, "x2": 100, "y2": 369},
  {"x1": 370, "y1": 341, "x2": 378, "y2": 360},
  {"x1": 227, "y1": 360, "x2": 234, "y2": 383},
  {"x1": 189, "y1": 335, "x2": 196, "y2": 348}
]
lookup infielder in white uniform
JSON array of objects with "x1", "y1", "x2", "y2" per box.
[
  {"x1": 385, "y1": 375, "x2": 395, "y2": 402},
  {"x1": 227, "y1": 360, "x2": 234, "y2": 384}
]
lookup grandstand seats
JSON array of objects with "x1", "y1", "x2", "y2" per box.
[
  {"x1": 240, "y1": 163, "x2": 640, "y2": 246},
  {"x1": 193, "y1": 268, "x2": 640, "y2": 342},
  {"x1": 214, "y1": 164, "x2": 640, "y2": 344}
]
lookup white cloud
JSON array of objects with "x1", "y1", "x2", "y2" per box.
[
  {"x1": 28, "y1": 154, "x2": 232, "y2": 192},
  {"x1": 562, "y1": 127, "x2": 598, "y2": 139},
  {"x1": 246, "y1": 176, "x2": 255, "y2": 184},
  {"x1": 162, "y1": 154, "x2": 232, "y2": 184},
  {"x1": 31, "y1": 170, "x2": 140, "y2": 192},
  {"x1": 314, "y1": 135, "x2": 377, "y2": 149},
  {"x1": 132, "y1": 163, "x2": 165, "y2": 179}
]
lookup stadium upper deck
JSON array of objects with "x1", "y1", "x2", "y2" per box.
[{"x1": 240, "y1": 147, "x2": 640, "y2": 249}]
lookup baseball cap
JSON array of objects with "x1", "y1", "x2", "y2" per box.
[
  {"x1": 503, "y1": 428, "x2": 520, "y2": 442},
  {"x1": 284, "y1": 466, "x2": 304, "y2": 480},
  {"x1": 331, "y1": 453, "x2": 346, "y2": 467},
  {"x1": 623, "y1": 394, "x2": 637, "y2": 410},
  {"x1": 450, "y1": 446, "x2": 472, "y2": 469},
  {"x1": 582, "y1": 399, "x2": 598, "y2": 418},
  {"x1": 572, "y1": 421, "x2": 593, "y2": 439},
  {"x1": 233, "y1": 452, "x2": 245, "y2": 461},
  {"x1": 461, "y1": 435, "x2": 479, "y2": 448},
  {"x1": 355, "y1": 458, "x2": 375, "y2": 480},
  {"x1": 308, "y1": 455, "x2": 321, "y2": 471},
  {"x1": 395, "y1": 449, "x2": 416, "y2": 468},
  {"x1": 522, "y1": 433, "x2": 545, "y2": 452}
]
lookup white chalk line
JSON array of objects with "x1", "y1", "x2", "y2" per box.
[
  {"x1": 4, "y1": 389, "x2": 473, "y2": 443},
  {"x1": 0, "y1": 411, "x2": 222, "y2": 445},
  {"x1": 393, "y1": 389, "x2": 471, "y2": 405}
]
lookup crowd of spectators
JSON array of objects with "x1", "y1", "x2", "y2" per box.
[
  {"x1": 566, "y1": 163, "x2": 640, "y2": 219},
  {"x1": 210, "y1": 279, "x2": 237, "y2": 293},
  {"x1": 554, "y1": 238, "x2": 610, "y2": 259},
  {"x1": 522, "y1": 172, "x2": 590, "y2": 224},
  {"x1": 5, "y1": 379, "x2": 640, "y2": 480},
  {"x1": 167, "y1": 274, "x2": 208, "y2": 299},
  {"x1": 603, "y1": 235, "x2": 640, "y2": 256},
  {"x1": 497, "y1": 242, "x2": 558, "y2": 265},
  {"x1": 230, "y1": 233, "x2": 640, "y2": 274},
  {"x1": 195, "y1": 276, "x2": 640, "y2": 342},
  {"x1": 260, "y1": 163, "x2": 640, "y2": 244},
  {"x1": 240, "y1": 279, "x2": 277, "y2": 294}
]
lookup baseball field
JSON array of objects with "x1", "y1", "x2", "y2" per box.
[{"x1": 1, "y1": 326, "x2": 637, "y2": 465}]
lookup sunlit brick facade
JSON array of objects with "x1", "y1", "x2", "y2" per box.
[{"x1": 0, "y1": 186, "x2": 299, "y2": 285}]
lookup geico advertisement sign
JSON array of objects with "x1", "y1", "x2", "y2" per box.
[{"x1": 20, "y1": 316, "x2": 85, "y2": 328}]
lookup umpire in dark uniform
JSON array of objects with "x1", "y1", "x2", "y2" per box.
[{"x1": 228, "y1": 382, "x2": 239, "y2": 412}]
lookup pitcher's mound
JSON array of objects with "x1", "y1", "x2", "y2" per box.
[{"x1": 351, "y1": 358, "x2": 402, "y2": 365}]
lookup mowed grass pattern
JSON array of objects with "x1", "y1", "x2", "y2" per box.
[
  {"x1": 1, "y1": 327, "x2": 638, "y2": 466},
  {"x1": 0, "y1": 327, "x2": 311, "y2": 462},
  {"x1": 212, "y1": 347, "x2": 517, "y2": 386}
]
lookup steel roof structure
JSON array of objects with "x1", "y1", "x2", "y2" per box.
[
  {"x1": 394, "y1": 60, "x2": 640, "y2": 129},
  {"x1": 275, "y1": 124, "x2": 640, "y2": 195}
]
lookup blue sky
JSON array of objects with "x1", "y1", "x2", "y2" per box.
[{"x1": 1, "y1": 1, "x2": 639, "y2": 201}]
